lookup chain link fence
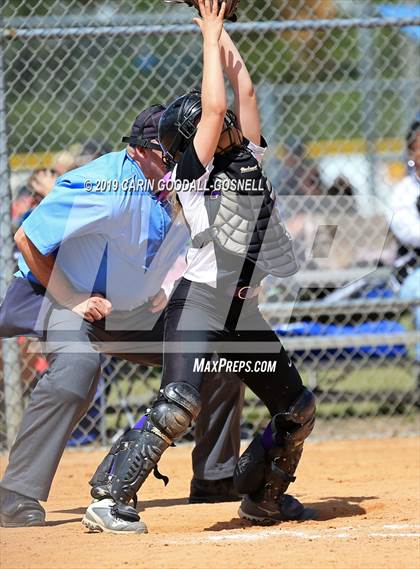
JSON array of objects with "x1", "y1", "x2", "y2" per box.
[{"x1": 1, "y1": 0, "x2": 419, "y2": 449}]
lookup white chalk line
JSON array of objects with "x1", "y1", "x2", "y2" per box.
[
  {"x1": 383, "y1": 524, "x2": 420, "y2": 529},
  {"x1": 163, "y1": 524, "x2": 420, "y2": 545}
]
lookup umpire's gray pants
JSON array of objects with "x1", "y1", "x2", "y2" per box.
[{"x1": 0, "y1": 304, "x2": 244, "y2": 501}]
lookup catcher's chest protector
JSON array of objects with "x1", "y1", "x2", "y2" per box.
[{"x1": 193, "y1": 147, "x2": 299, "y2": 287}]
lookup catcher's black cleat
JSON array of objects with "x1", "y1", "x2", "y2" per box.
[
  {"x1": 238, "y1": 493, "x2": 316, "y2": 525},
  {"x1": 189, "y1": 476, "x2": 241, "y2": 504},
  {"x1": 0, "y1": 488, "x2": 45, "y2": 528}
]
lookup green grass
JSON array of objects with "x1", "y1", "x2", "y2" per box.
[
  {"x1": 309, "y1": 365, "x2": 416, "y2": 393},
  {"x1": 238, "y1": 362, "x2": 418, "y2": 430}
]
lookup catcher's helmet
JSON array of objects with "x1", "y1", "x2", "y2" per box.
[{"x1": 158, "y1": 90, "x2": 237, "y2": 165}]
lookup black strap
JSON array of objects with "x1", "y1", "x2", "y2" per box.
[
  {"x1": 121, "y1": 136, "x2": 161, "y2": 150},
  {"x1": 272, "y1": 461, "x2": 297, "y2": 484},
  {"x1": 153, "y1": 465, "x2": 169, "y2": 487},
  {"x1": 223, "y1": 196, "x2": 268, "y2": 329},
  {"x1": 111, "y1": 503, "x2": 140, "y2": 522}
]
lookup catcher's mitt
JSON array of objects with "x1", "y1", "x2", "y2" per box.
[{"x1": 165, "y1": 0, "x2": 240, "y2": 22}]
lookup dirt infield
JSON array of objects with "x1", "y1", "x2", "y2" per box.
[{"x1": 1, "y1": 437, "x2": 419, "y2": 569}]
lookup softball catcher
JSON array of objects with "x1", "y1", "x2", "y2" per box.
[{"x1": 82, "y1": 0, "x2": 316, "y2": 534}]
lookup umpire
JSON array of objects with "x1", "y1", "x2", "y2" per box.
[{"x1": 0, "y1": 105, "x2": 243, "y2": 527}]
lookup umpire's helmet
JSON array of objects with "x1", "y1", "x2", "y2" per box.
[{"x1": 158, "y1": 90, "x2": 237, "y2": 165}]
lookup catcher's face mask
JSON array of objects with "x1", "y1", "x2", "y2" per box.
[
  {"x1": 159, "y1": 91, "x2": 202, "y2": 165},
  {"x1": 159, "y1": 90, "x2": 240, "y2": 165}
]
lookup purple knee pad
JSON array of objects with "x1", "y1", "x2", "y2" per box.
[
  {"x1": 133, "y1": 415, "x2": 148, "y2": 430},
  {"x1": 261, "y1": 421, "x2": 274, "y2": 450}
]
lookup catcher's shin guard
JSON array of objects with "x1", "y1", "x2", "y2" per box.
[
  {"x1": 234, "y1": 388, "x2": 315, "y2": 520},
  {"x1": 89, "y1": 433, "x2": 124, "y2": 499},
  {"x1": 108, "y1": 383, "x2": 201, "y2": 521}
]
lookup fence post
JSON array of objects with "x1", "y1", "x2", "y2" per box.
[
  {"x1": 0, "y1": 28, "x2": 23, "y2": 448},
  {"x1": 359, "y1": 6, "x2": 378, "y2": 200}
]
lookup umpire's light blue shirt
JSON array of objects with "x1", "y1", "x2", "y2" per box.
[{"x1": 19, "y1": 150, "x2": 187, "y2": 310}]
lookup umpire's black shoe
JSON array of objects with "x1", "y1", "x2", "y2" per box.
[
  {"x1": 189, "y1": 477, "x2": 241, "y2": 504},
  {"x1": 238, "y1": 493, "x2": 316, "y2": 525},
  {"x1": 0, "y1": 488, "x2": 45, "y2": 528}
]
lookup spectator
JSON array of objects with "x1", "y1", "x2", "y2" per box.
[
  {"x1": 52, "y1": 150, "x2": 77, "y2": 176},
  {"x1": 26, "y1": 140, "x2": 111, "y2": 198},
  {"x1": 11, "y1": 186, "x2": 36, "y2": 228},
  {"x1": 327, "y1": 175, "x2": 358, "y2": 214},
  {"x1": 27, "y1": 168, "x2": 57, "y2": 200},
  {"x1": 277, "y1": 135, "x2": 324, "y2": 198},
  {"x1": 12, "y1": 169, "x2": 57, "y2": 232},
  {"x1": 390, "y1": 114, "x2": 420, "y2": 360},
  {"x1": 75, "y1": 139, "x2": 113, "y2": 167}
]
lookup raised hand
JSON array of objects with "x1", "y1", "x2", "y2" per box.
[{"x1": 193, "y1": 0, "x2": 226, "y2": 43}]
